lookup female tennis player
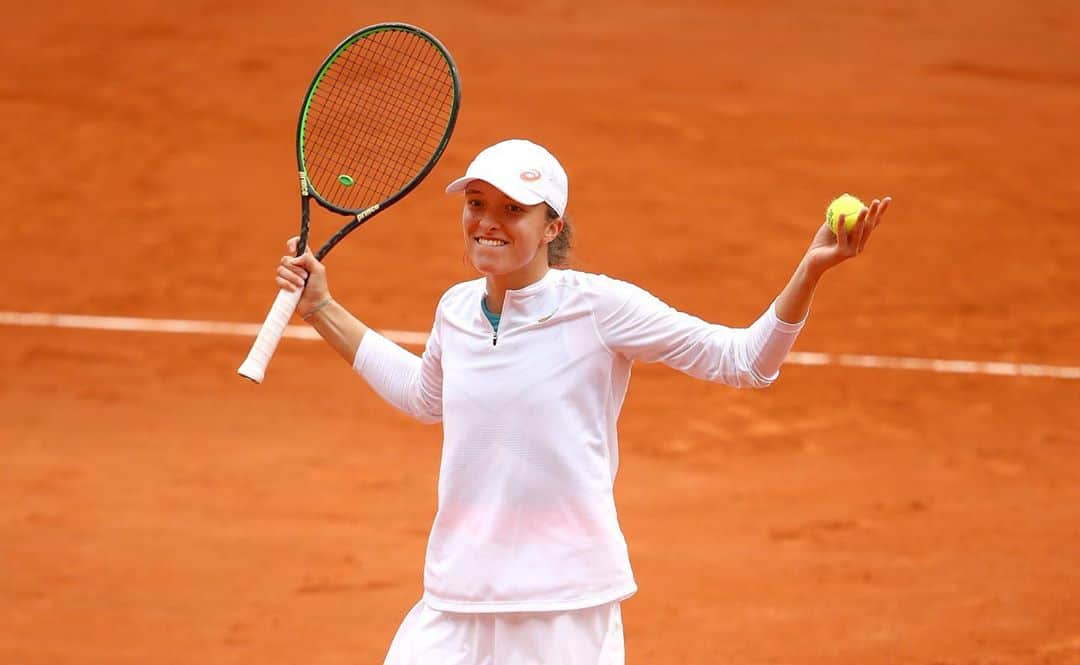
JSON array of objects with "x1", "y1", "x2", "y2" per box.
[{"x1": 275, "y1": 139, "x2": 890, "y2": 664}]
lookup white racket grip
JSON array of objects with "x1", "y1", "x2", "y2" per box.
[{"x1": 237, "y1": 287, "x2": 304, "y2": 383}]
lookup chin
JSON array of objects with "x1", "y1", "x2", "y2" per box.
[{"x1": 468, "y1": 255, "x2": 503, "y2": 275}]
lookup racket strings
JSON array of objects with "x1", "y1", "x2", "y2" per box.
[
  {"x1": 314, "y1": 41, "x2": 443, "y2": 155},
  {"x1": 309, "y1": 61, "x2": 448, "y2": 207},
  {"x1": 302, "y1": 28, "x2": 456, "y2": 211},
  {"x1": 332, "y1": 38, "x2": 451, "y2": 193},
  {"x1": 305, "y1": 31, "x2": 451, "y2": 196}
]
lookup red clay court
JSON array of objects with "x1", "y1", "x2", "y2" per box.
[{"x1": 3, "y1": 2, "x2": 1079, "y2": 663}]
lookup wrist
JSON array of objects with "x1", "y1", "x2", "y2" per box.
[
  {"x1": 301, "y1": 296, "x2": 334, "y2": 322},
  {"x1": 799, "y1": 254, "x2": 828, "y2": 283}
]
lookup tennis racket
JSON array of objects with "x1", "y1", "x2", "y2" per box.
[{"x1": 238, "y1": 23, "x2": 461, "y2": 383}]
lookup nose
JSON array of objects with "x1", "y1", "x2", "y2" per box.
[{"x1": 478, "y1": 213, "x2": 501, "y2": 232}]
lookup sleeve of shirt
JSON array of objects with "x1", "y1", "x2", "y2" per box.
[
  {"x1": 593, "y1": 277, "x2": 806, "y2": 389},
  {"x1": 351, "y1": 311, "x2": 443, "y2": 424}
]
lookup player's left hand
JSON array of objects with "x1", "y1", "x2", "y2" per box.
[{"x1": 804, "y1": 196, "x2": 891, "y2": 274}]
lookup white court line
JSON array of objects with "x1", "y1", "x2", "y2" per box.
[
  {"x1": 1, "y1": 311, "x2": 1077, "y2": 380},
  {"x1": 0, "y1": 311, "x2": 429, "y2": 347}
]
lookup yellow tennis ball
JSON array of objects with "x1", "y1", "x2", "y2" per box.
[{"x1": 825, "y1": 193, "x2": 866, "y2": 234}]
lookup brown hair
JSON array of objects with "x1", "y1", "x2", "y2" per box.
[{"x1": 545, "y1": 205, "x2": 573, "y2": 267}]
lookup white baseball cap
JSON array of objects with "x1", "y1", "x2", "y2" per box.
[{"x1": 445, "y1": 139, "x2": 568, "y2": 216}]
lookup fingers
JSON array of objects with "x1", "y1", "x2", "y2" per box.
[
  {"x1": 836, "y1": 213, "x2": 850, "y2": 248},
  {"x1": 810, "y1": 194, "x2": 891, "y2": 275},
  {"x1": 276, "y1": 273, "x2": 302, "y2": 292},
  {"x1": 277, "y1": 256, "x2": 308, "y2": 292},
  {"x1": 857, "y1": 196, "x2": 891, "y2": 253},
  {"x1": 284, "y1": 235, "x2": 319, "y2": 260},
  {"x1": 851, "y1": 201, "x2": 874, "y2": 252},
  {"x1": 852, "y1": 204, "x2": 870, "y2": 248},
  {"x1": 856, "y1": 201, "x2": 877, "y2": 253},
  {"x1": 878, "y1": 196, "x2": 892, "y2": 216},
  {"x1": 275, "y1": 235, "x2": 330, "y2": 296},
  {"x1": 876, "y1": 196, "x2": 892, "y2": 226},
  {"x1": 277, "y1": 237, "x2": 312, "y2": 293},
  {"x1": 836, "y1": 204, "x2": 864, "y2": 250},
  {"x1": 842, "y1": 196, "x2": 892, "y2": 256},
  {"x1": 835, "y1": 214, "x2": 856, "y2": 257},
  {"x1": 281, "y1": 254, "x2": 310, "y2": 277},
  {"x1": 834, "y1": 202, "x2": 871, "y2": 258}
]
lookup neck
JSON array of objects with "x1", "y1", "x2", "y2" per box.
[{"x1": 484, "y1": 264, "x2": 550, "y2": 314}]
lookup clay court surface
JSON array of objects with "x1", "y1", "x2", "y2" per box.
[{"x1": 3, "y1": 1, "x2": 1079, "y2": 663}]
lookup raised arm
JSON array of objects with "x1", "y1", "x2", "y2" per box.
[
  {"x1": 277, "y1": 236, "x2": 368, "y2": 362},
  {"x1": 595, "y1": 277, "x2": 802, "y2": 389},
  {"x1": 594, "y1": 196, "x2": 890, "y2": 388},
  {"x1": 775, "y1": 196, "x2": 891, "y2": 324},
  {"x1": 277, "y1": 236, "x2": 442, "y2": 423}
]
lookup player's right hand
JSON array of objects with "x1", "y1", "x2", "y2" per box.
[{"x1": 276, "y1": 236, "x2": 332, "y2": 316}]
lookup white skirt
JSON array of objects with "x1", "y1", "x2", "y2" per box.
[{"x1": 382, "y1": 599, "x2": 625, "y2": 665}]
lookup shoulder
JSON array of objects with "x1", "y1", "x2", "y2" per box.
[
  {"x1": 435, "y1": 277, "x2": 485, "y2": 314},
  {"x1": 560, "y1": 268, "x2": 653, "y2": 296},
  {"x1": 553, "y1": 268, "x2": 630, "y2": 293},
  {"x1": 554, "y1": 269, "x2": 651, "y2": 312}
]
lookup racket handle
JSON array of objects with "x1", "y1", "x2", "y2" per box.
[{"x1": 237, "y1": 287, "x2": 304, "y2": 383}]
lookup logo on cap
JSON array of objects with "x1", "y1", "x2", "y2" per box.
[{"x1": 519, "y1": 169, "x2": 541, "y2": 182}]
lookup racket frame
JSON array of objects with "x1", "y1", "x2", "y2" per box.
[
  {"x1": 296, "y1": 22, "x2": 462, "y2": 260},
  {"x1": 238, "y1": 22, "x2": 461, "y2": 383}
]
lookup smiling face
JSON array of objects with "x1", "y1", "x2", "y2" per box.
[{"x1": 462, "y1": 180, "x2": 563, "y2": 289}]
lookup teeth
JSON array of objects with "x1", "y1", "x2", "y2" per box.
[{"x1": 477, "y1": 237, "x2": 507, "y2": 247}]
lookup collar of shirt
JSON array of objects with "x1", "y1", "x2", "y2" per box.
[{"x1": 476, "y1": 268, "x2": 564, "y2": 340}]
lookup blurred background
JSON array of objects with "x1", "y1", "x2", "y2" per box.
[{"x1": 3, "y1": 1, "x2": 1078, "y2": 663}]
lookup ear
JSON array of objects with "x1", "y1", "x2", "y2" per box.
[{"x1": 544, "y1": 217, "x2": 564, "y2": 243}]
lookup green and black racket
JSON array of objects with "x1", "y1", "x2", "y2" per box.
[{"x1": 238, "y1": 23, "x2": 461, "y2": 383}]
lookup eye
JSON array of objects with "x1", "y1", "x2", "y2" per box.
[
  {"x1": 466, "y1": 198, "x2": 483, "y2": 208},
  {"x1": 507, "y1": 203, "x2": 524, "y2": 214}
]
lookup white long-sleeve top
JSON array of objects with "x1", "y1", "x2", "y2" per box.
[{"x1": 354, "y1": 268, "x2": 805, "y2": 613}]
